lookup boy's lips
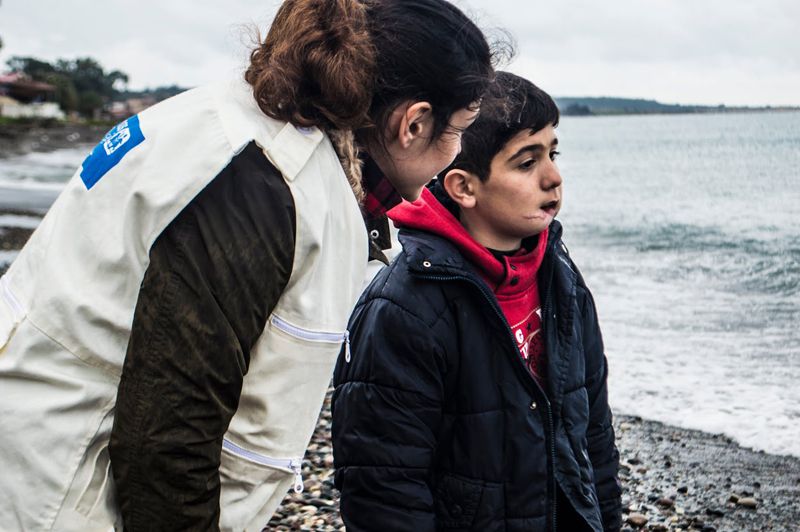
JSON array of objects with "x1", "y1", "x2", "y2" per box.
[{"x1": 540, "y1": 199, "x2": 559, "y2": 216}]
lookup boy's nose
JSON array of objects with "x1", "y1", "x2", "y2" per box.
[{"x1": 542, "y1": 164, "x2": 563, "y2": 190}]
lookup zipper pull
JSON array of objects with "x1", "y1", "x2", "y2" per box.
[
  {"x1": 291, "y1": 460, "x2": 304, "y2": 493},
  {"x1": 344, "y1": 330, "x2": 351, "y2": 363}
]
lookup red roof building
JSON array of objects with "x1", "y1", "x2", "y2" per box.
[{"x1": 0, "y1": 72, "x2": 57, "y2": 104}]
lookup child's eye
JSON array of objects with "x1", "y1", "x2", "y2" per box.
[
  {"x1": 519, "y1": 159, "x2": 535, "y2": 170},
  {"x1": 550, "y1": 150, "x2": 561, "y2": 161}
]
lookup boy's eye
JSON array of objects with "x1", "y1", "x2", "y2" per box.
[
  {"x1": 550, "y1": 150, "x2": 561, "y2": 161},
  {"x1": 519, "y1": 159, "x2": 535, "y2": 170}
]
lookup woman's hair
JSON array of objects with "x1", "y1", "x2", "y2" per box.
[
  {"x1": 245, "y1": 0, "x2": 375, "y2": 130},
  {"x1": 246, "y1": 0, "x2": 498, "y2": 140},
  {"x1": 444, "y1": 71, "x2": 560, "y2": 182},
  {"x1": 246, "y1": 0, "x2": 502, "y2": 201},
  {"x1": 359, "y1": 0, "x2": 495, "y2": 145}
]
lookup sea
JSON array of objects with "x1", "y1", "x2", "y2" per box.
[{"x1": 1, "y1": 111, "x2": 799, "y2": 457}]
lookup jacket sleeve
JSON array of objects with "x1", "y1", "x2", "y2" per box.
[
  {"x1": 332, "y1": 294, "x2": 447, "y2": 532},
  {"x1": 108, "y1": 143, "x2": 296, "y2": 531},
  {"x1": 580, "y1": 283, "x2": 623, "y2": 532}
]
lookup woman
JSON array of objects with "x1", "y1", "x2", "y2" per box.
[{"x1": 0, "y1": 1, "x2": 497, "y2": 530}]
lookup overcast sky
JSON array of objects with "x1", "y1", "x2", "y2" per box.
[{"x1": 1, "y1": 0, "x2": 798, "y2": 106}]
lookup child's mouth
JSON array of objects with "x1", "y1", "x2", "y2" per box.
[{"x1": 541, "y1": 200, "x2": 559, "y2": 216}]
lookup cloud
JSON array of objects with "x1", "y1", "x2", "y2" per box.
[
  {"x1": 459, "y1": 0, "x2": 800, "y2": 105},
  {"x1": 1, "y1": 0, "x2": 797, "y2": 105},
  {"x1": 0, "y1": 0, "x2": 278, "y2": 88}
]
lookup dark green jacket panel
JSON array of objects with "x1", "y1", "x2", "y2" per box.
[{"x1": 109, "y1": 142, "x2": 296, "y2": 531}]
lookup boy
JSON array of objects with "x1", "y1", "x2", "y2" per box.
[{"x1": 331, "y1": 72, "x2": 622, "y2": 531}]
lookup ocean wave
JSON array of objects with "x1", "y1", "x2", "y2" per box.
[
  {"x1": 0, "y1": 182, "x2": 62, "y2": 213},
  {"x1": 0, "y1": 179, "x2": 66, "y2": 191},
  {"x1": 0, "y1": 146, "x2": 84, "y2": 184},
  {"x1": 574, "y1": 222, "x2": 800, "y2": 296},
  {"x1": 0, "y1": 213, "x2": 43, "y2": 230}
]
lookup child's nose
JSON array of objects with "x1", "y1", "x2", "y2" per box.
[{"x1": 542, "y1": 164, "x2": 563, "y2": 190}]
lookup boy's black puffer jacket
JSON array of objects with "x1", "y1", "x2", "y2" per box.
[{"x1": 332, "y1": 221, "x2": 622, "y2": 531}]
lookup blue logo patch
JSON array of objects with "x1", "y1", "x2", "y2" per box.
[{"x1": 80, "y1": 115, "x2": 145, "y2": 190}]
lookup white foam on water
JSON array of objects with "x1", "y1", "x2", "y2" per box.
[
  {"x1": 0, "y1": 178, "x2": 66, "y2": 191},
  {"x1": 0, "y1": 214, "x2": 43, "y2": 230},
  {"x1": 559, "y1": 111, "x2": 800, "y2": 458},
  {"x1": 0, "y1": 181, "x2": 63, "y2": 212},
  {"x1": 0, "y1": 146, "x2": 87, "y2": 183}
]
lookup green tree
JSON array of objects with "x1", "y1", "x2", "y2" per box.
[
  {"x1": 7, "y1": 56, "x2": 57, "y2": 79},
  {"x1": 49, "y1": 75, "x2": 79, "y2": 114},
  {"x1": 78, "y1": 90, "x2": 103, "y2": 118},
  {"x1": 7, "y1": 55, "x2": 129, "y2": 118},
  {"x1": 58, "y1": 58, "x2": 128, "y2": 99}
]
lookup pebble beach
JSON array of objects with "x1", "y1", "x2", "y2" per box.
[{"x1": 266, "y1": 390, "x2": 800, "y2": 532}]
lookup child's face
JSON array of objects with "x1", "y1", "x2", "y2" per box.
[{"x1": 470, "y1": 124, "x2": 562, "y2": 248}]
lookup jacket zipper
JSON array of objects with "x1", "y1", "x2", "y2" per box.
[
  {"x1": 343, "y1": 329, "x2": 351, "y2": 362},
  {"x1": 540, "y1": 265, "x2": 559, "y2": 532},
  {"x1": 0, "y1": 276, "x2": 24, "y2": 321},
  {"x1": 222, "y1": 438, "x2": 304, "y2": 493},
  {"x1": 271, "y1": 314, "x2": 349, "y2": 345},
  {"x1": 420, "y1": 267, "x2": 558, "y2": 532}
]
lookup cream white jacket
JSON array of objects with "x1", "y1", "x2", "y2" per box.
[{"x1": 0, "y1": 77, "x2": 367, "y2": 531}]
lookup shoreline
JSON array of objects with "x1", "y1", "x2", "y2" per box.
[
  {"x1": 613, "y1": 415, "x2": 800, "y2": 531},
  {"x1": 560, "y1": 107, "x2": 800, "y2": 118},
  {"x1": 0, "y1": 122, "x2": 106, "y2": 159}
]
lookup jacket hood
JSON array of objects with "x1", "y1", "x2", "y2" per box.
[{"x1": 388, "y1": 181, "x2": 549, "y2": 293}]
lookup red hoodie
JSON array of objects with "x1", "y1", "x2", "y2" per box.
[{"x1": 389, "y1": 187, "x2": 549, "y2": 385}]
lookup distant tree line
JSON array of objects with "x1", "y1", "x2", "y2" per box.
[
  {"x1": 6, "y1": 56, "x2": 128, "y2": 118},
  {"x1": 5, "y1": 56, "x2": 189, "y2": 120},
  {"x1": 554, "y1": 97, "x2": 788, "y2": 116},
  {"x1": 556, "y1": 97, "x2": 712, "y2": 116}
]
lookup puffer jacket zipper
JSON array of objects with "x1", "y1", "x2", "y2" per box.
[
  {"x1": 417, "y1": 259, "x2": 558, "y2": 532},
  {"x1": 222, "y1": 439, "x2": 304, "y2": 493},
  {"x1": 539, "y1": 250, "x2": 559, "y2": 532}
]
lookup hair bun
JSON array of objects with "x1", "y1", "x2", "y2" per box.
[{"x1": 246, "y1": 0, "x2": 376, "y2": 131}]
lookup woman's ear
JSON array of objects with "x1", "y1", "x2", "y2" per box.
[
  {"x1": 443, "y1": 168, "x2": 478, "y2": 209},
  {"x1": 395, "y1": 101, "x2": 433, "y2": 149}
]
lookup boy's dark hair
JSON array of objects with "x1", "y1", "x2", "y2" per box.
[{"x1": 443, "y1": 71, "x2": 560, "y2": 181}]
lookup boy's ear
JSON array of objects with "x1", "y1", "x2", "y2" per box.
[
  {"x1": 391, "y1": 101, "x2": 433, "y2": 149},
  {"x1": 443, "y1": 168, "x2": 478, "y2": 209}
]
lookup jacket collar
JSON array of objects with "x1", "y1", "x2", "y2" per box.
[
  {"x1": 399, "y1": 217, "x2": 564, "y2": 268},
  {"x1": 398, "y1": 229, "x2": 471, "y2": 277},
  {"x1": 391, "y1": 181, "x2": 554, "y2": 286}
]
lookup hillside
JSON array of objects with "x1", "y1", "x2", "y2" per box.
[{"x1": 555, "y1": 97, "x2": 798, "y2": 116}]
